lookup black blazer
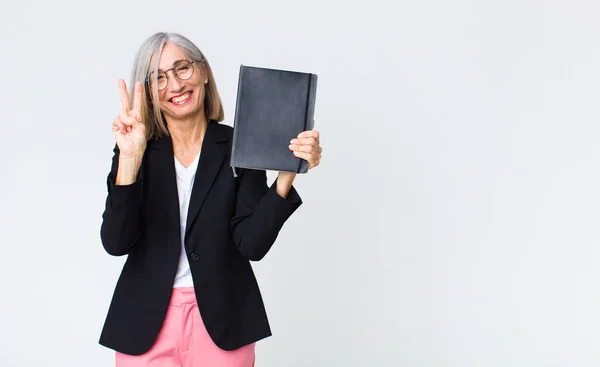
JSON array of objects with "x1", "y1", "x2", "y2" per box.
[{"x1": 98, "y1": 120, "x2": 302, "y2": 355}]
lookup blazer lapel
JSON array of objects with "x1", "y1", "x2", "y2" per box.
[
  {"x1": 185, "y1": 121, "x2": 228, "y2": 244},
  {"x1": 148, "y1": 135, "x2": 181, "y2": 228}
]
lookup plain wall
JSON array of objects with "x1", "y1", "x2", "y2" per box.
[{"x1": 1, "y1": 0, "x2": 599, "y2": 366}]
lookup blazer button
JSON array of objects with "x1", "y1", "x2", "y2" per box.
[{"x1": 190, "y1": 253, "x2": 200, "y2": 261}]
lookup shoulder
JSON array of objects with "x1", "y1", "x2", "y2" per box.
[
  {"x1": 212, "y1": 120, "x2": 233, "y2": 135},
  {"x1": 210, "y1": 120, "x2": 234, "y2": 143}
]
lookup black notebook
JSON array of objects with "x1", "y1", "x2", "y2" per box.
[{"x1": 230, "y1": 65, "x2": 318, "y2": 173}]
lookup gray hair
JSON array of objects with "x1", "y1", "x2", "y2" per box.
[{"x1": 128, "y1": 32, "x2": 224, "y2": 139}]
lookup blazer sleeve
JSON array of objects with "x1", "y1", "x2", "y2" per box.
[
  {"x1": 100, "y1": 144, "x2": 144, "y2": 256},
  {"x1": 231, "y1": 168, "x2": 302, "y2": 261}
]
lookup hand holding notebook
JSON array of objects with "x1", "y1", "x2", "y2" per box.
[{"x1": 288, "y1": 128, "x2": 321, "y2": 170}]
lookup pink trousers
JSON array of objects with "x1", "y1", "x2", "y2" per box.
[{"x1": 115, "y1": 287, "x2": 255, "y2": 367}]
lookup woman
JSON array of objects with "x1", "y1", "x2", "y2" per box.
[{"x1": 99, "y1": 32, "x2": 322, "y2": 366}]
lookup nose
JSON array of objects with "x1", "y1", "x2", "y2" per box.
[{"x1": 168, "y1": 72, "x2": 184, "y2": 91}]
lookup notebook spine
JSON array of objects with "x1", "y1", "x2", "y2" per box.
[
  {"x1": 231, "y1": 65, "x2": 245, "y2": 172},
  {"x1": 296, "y1": 73, "x2": 317, "y2": 173}
]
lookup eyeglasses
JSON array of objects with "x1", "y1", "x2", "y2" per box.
[{"x1": 147, "y1": 60, "x2": 197, "y2": 91}]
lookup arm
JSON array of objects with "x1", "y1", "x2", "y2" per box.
[
  {"x1": 231, "y1": 169, "x2": 302, "y2": 261},
  {"x1": 99, "y1": 145, "x2": 144, "y2": 256},
  {"x1": 275, "y1": 171, "x2": 297, "y2": 199}
]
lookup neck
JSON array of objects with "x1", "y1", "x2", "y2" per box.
[{"x1": 167, "y1": 113, "x2": 208, "y2": 150}]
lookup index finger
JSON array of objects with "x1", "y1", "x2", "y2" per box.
[
  {"x1": 132, "y1": 81, "x2": 143, "y2": 114},
  {"x1": 118, "y1": 79, "x2": 131, "y2": 112},
  {"x1": 297, "y1": 129, "x2": 320, "y2": 142}
]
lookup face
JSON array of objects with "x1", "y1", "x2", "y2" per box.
[{"x1": 150, "y1": 43, "x2": 207, "y2": 122}]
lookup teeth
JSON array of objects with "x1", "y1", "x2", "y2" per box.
[{"x1": 172, "y1": 93, "x2": 191, "y2": 103}]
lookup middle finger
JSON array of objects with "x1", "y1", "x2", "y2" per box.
[
  {"x1": 289, "y1": 144, "x2": 314, "y2": 153},
  {"x1": 119, "y1": 79, "x2": 131, "y2": 114}
]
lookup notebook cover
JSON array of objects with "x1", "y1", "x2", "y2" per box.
[{"x1": 231, "y1": 65, "x2": 318, "y2": 173}]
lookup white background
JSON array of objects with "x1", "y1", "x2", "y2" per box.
[{"x1": 1, "y1": 0, "x2": 599, "y2": 366}]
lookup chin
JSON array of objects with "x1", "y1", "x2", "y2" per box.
[{"x1": 167, "y1": 106, "x2": 204, "y2": 121}]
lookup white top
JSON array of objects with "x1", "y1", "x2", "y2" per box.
[{"x1": 172, "y1": 151, "x2": 200, "y2": 288}]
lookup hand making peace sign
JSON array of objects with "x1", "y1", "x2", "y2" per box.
[{"x1": 112, "y1": 79, "x2": 147, "y2": 157}]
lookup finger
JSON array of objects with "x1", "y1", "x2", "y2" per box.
[
  {"x1": 119, "y1": 108, "x2": 141, "y2": 126},
  {"x1": 293, "y1": 151, "x2": 319, "y2": 168},
  {"x1": 119, "y1": 114, "x2": 137, "y2": 126},
  {"x1": 290, "y1": 137, "x2": 317, "y2": 146},
  {"x1": 117, "y1": 117, "x2": 127, "y2": 134},
  {"x1": 289, "y1": 144, "x2": 315, "y2": 153},
  {"x1": 292, "y1": 150, "x2": 311, "y2": 160},
  {"x1": 297, "y1": 130, "x2": 319, "y2": 143},
  {"x1": 113, "y1": 116, "x2": 124, "y2": 129},
  {"x1": 113, "y1": 117, "x2": 126, "y2": 135},
  {"x1": 119, "y1": 79, "x2": 131, "y2": 113},
  {"x1": 132, "y1": 81, "x2": 143, "y2": 114}
]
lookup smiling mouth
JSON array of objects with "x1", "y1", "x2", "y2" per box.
[{"x1": 171, "y1": 92, "x2": 192, "y2": 105}]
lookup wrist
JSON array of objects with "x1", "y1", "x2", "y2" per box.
[
  {"x1": 116, "y1": 151, "x2": 144, "y2": 185},
  {"x1": 275, "y1": 171, "x2": 296, "y2": 199},
  {"x1": 120, "y1": 148, "x2": 145, "y2": 160},
  {"x1": 277, "y1": 171, "x2": 296, "y2": 184}
]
